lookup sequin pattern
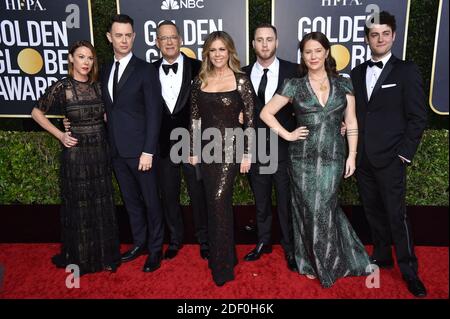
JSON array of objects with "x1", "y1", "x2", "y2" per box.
[{"x1": 190, "y1": 73, "x2": 255, "y2": 284}]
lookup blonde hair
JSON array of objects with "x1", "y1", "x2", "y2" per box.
[
  {"x1": 199, "y1": 31, "x2": 243, "y2": 86},
  {"x1": 68, "y1": 40, "x2": 98, "y2": 84}
]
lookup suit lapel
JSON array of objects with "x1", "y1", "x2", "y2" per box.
[
  {"x1": 172, "y1": 54, "x2": 192, "y2": 114},
  {"x1": 369, "y1": 55, "x2": 397, "y2": 104},
  {"x1": 277, "y1": 60, "x2": 286, "y2": 92},
  {"x1": 116, "y1": 55, "x2": 136, "y2": 94},
  {"x1": 360, "y1": 62, "x2": 369, "y2": 105}
]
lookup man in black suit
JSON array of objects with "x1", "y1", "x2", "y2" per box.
[
  {"x1": 242, "y1": 24, "x2": 297, "y2": 271},
  {"x1": 103, "y1": 14, "x2": 164, "y2": 272},
  {"x1": 351, "y1": 11, "x2": 428, "y2": 297},
  {"x1": 152, "y1": 21, "x2": 209, "y2": 260}
]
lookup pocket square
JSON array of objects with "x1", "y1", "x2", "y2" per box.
[{"x1": 381, "y1": 84, "x2": 397, "y2": 89}]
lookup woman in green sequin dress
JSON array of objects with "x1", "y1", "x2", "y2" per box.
[{"x1": 260, "y1": 32, "x2": 370, "y2": 288}]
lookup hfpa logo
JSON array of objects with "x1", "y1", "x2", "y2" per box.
[
  {"x1": 4, "y1": 0, "x2": 46, "y2": 11},
  {"x1": 161, "y1": 0, "x2": 205, "y2": 10}
]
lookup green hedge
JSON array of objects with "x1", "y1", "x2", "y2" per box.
[{"x1": 0, "y1": 130, "x2": 448, "y2": 206}]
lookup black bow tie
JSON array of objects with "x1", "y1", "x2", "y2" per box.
[
  {"x1": 162, "y1": 63, "x2": 178, "y2": 75},
  {"x1": 367, "y1": 60, "x2": 384, "y2": 69}
]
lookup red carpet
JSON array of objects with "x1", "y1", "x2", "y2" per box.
[{"x1": 0, "y1": 244, "x2": 447, "y2": 299}]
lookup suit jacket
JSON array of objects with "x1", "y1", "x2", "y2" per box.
[
  {"x1": 351, "y1": 55, "x2": 427, "y2": 168},
  {"x1": 102, "y1": 55, "x2": 162, "y2": 158},
  {"x1": 153, "y1": 53, "x2": 202, "y2": 159},
  {"x1": 242, "y1": 58, "x2": 298, "y2": 163}
]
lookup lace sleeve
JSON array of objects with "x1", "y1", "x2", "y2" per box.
[
  {"x1": 33, "y1": 79, "x2": 65, "y2": 115},
  {"x1": 236, "y1": 74, "x2": 255, "y2": 157},
  {"x1": 190, "y1": 77, "x2": 201, "y2": 156}
]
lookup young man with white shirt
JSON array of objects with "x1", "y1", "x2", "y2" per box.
[
  {"x1": 103, "y1": 14, "x2": 164, "y2": 273},
  {"x1": 152, "y1": 21, "x2": 209, "y2": 261},
  {"x1": 351, "y1": 11, "x2": 428, "y2": 297},
  {"x1": 242, "y1": 24, "x2": 298, "y2": 272}
]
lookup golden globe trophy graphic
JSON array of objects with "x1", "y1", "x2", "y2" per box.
[
  {"x1": 330, "y1": 44, "x2": 351, "y2": 72},
  {"x1": 17, "y1": 48, "x2": 44, "y2": 75},
  {"x1": 180, "y1": 47, "x2": 197, "y2": 59}
]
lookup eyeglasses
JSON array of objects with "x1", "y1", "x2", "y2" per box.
[{"x1": 158, "y1": 35, "x2": 179, "y2": 42}]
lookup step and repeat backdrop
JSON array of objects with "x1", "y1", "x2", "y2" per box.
[
  {"x1": 117, "y1": 0, "x2": 249, "y2": 64},
  {"x1": 0, "y1": 0, "x2": 93, "y2": 117},
  {"x1": 429, "y1": 0, "x2": 449, "y2": 115},
  {"x1": 273, "y1": 0, "x2": 409, "y2": 76},
  {"x1": 0, "y1": 0, "x2": 447, "y2": 116}
]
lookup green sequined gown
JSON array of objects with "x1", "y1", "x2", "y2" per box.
[{"x1": 278, "y1": 76, "x2": 370, "y2": 288}]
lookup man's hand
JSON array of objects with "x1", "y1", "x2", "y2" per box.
[
  {"x1": 240, "y1": 156, "x2": 251, "y2": 174},
  {"x1": 63, "y1": 117, "x2": 71, "y2": 132},
  {"x1": 238, "y1": 111, "x2": 244, "y2": 125},
  {"x1": 340, "y1": 122, "x2": 346, "y2": 136},
  {"x1": 189, "y1": 156, "x2": 199, "y2": 166},
  {"x1": 138, "y1": 153, "x2": 153, "y2": 171}
]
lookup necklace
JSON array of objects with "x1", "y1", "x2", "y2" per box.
[{"x1": 309, "y1": 75, "x2": 328, "y2": 91}]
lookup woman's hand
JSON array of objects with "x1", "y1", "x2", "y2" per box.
[
  {"x1": 344, "y1": 156, "x2": 356, "y2": 178},
  {"x1": 189, "y1": 156, "x2": 199, "y2": 166},
  {"x1": 287, "y1": 126, "x2": 309, "y2": 141},
  {"x1": 240, "y1": 156, "x2": 251, "y2": 174},
  {"x1": 58, "y1": 131, "x2": 78, "y2": 148}
]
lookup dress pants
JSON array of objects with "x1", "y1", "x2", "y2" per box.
[
  {"x1": 112, "y1": 156, "x2": 164, "y2": 253},
  {"x1": 357, "y1": 150, "x2": 418, "y2": 278},
  {"x1": 158, "y1": 156, "x2": 208, "y2": 248}
]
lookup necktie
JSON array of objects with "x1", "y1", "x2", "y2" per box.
[
  {"x1": 162, "y1": 62, "x2": 178, "y2": 75},
  {"x1": 257, "y1": 68, "x2": 269, "y2": 104},
  {"x1": 113, "y1": 61, "x2": 120, "y2": 101},
  {"x1": 367, "y1": 60, "x2": 383, "y2": 69}
]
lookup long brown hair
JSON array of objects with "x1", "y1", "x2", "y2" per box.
[
  {"x1": 68, "y1": 40, "x2": 98, "y2": 84},
  {"x1": 199, "y1": 31, "x2": 243, "y2": 86},
  {"x1": 298, "y1": 32, "x2": 338, "y2": 78}
]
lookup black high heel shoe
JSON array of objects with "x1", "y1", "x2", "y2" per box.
[{"x1": 104, "y1": 263, "x2": 119, "y2": 273}]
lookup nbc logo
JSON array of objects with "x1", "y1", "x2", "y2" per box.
[
  {"x1": 161, "y1": 0, "x2": 205, "y2": 10},
  {"x1": 161, "y1": 0, "x2": 179, "y2": 10}
]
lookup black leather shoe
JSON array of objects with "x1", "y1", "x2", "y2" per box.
[
  {"x1": 121, "y1": 246, "x2": 146, "y2": 263},
  {"x1": 214, "y1": 280, "x2": 226, "y2": 287},
  {"x1": 244, "y1": 243, "x2": 272, "y2": 261},
  {"x1": 369, "y1": 256, "x2": 394, "y2": 269},
  {"x1": 164, "y1": 248, "x2": 179, "y2": 259},
  {"x1": 404, "y1": 276, "x2": 427, "y2": 297},
  {"x1": 285, "y1": 253, "x2": 298, "y2": 272},
  {"x1": 200, "y1": 247, "x2": 209, "y2": 260},
  {"x1": 143, "y1": 251, "x2": 162, "y2": 272}
]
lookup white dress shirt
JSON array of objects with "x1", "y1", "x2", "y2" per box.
[
  {"x1": 250, "y1": 57, "x2": 280, "y2": 104},
  {"x1": 108, "y1": 51, "x2": 133, "y2": 101},
  {"x1": 159, "y1": 54, "x2": 184, "y2": 114},
  {"x1": 365, "y1": 52, "x2": 392, "y2": 100}
]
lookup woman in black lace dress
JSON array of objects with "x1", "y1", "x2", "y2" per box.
[
  {"x1": 31, "y1": 40, "x2": 121, "y2": 275},
  {"x1": 189, "y1": 31, "x2": 255, "y2": 287}
]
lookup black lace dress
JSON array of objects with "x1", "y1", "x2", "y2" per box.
[
  {"x1": 190, "y1": 73, "x2": 255, "y2": 285},
  {"x1": 34, "y1": 77, "x2": 121, "y2": 275}
]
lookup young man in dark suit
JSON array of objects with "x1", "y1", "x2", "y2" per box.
[
  {"x1": 242, "y1": 24, "x2": 298, "y2": 272},
  {"x1": 153, "y1": 21, "x2": 209, "y2": 260},
  {"x1": 103, "y1": 14, "x2": 164, "y2": 272},
  {"x1": 351, "y1": 11, "x2": 428, "y2": 297}
]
